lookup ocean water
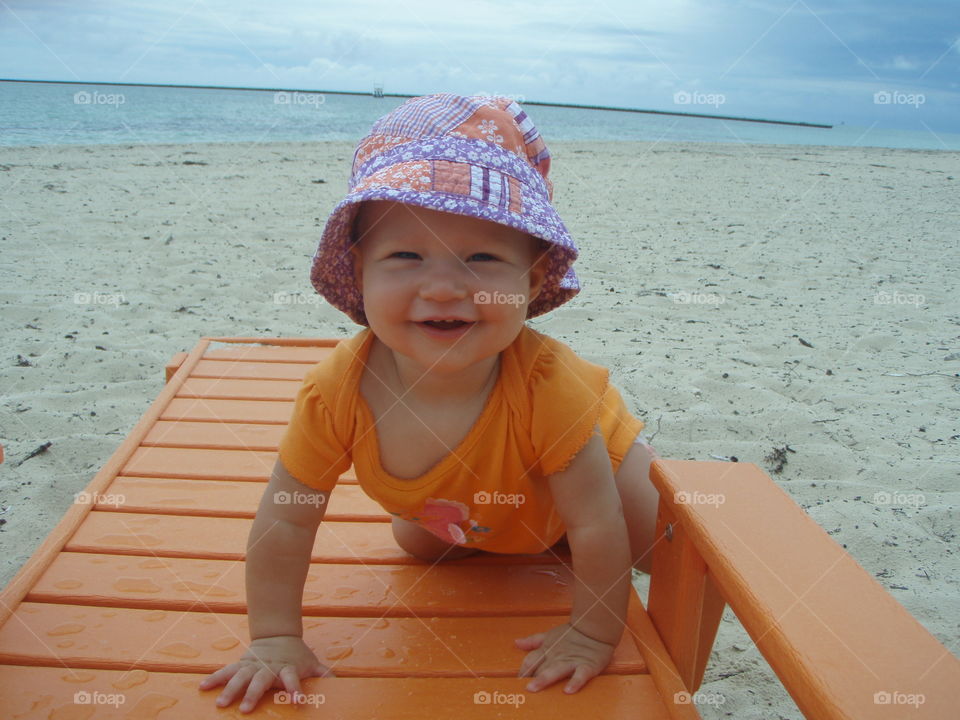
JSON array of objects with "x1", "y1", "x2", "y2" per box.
[{"x1": 2, "y1": 80, "x2": 958, "y2": 151}]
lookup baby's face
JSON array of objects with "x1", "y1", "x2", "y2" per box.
[{"x1": 351, "y1": 200, "x2": 547, "y2": 374}]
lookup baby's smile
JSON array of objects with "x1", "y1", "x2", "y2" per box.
[
  {"x1": 417, "y1": 318, "x2": 476, "y2": 338},
  {"x1": 422, "y1": 319, "x2": 470, "y2": 328}
]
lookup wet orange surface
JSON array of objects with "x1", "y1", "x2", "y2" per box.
[
  {"x1": 0, "y1": 337, "x2": 688, "y2": 719},
  {"x1": 8, "y1": 336, "x2": 953, "y2": 718}
]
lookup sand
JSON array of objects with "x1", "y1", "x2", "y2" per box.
[{"x1": 1, "y1": 139, "x2": 958, "y2": 718}]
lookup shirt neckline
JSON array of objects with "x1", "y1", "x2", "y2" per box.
[{"x1": 354, "y1": 329, "x2": 509, "y2": 493}]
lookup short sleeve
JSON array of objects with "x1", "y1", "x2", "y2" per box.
[
  {"x1": 278, "y1": 379, "x2": 352, "y2": 492},
  {"x1": 528, "y1": 342, "x2": 609, "y2": 476}
]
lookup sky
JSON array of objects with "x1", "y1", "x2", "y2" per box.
[{"x1": 1, "y1": 0, "x2": 958, "y2": 134}]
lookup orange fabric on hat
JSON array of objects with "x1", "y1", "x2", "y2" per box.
[{"x1": 278, "y1": 327, "x2": 644, "y2": 554}]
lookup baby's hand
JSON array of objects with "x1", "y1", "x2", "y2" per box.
[
  {"x1": 198, "y1": 635, "x2": 334, "y2": 713},
  {"x1": 515, "y1": 622, "x2": 615, "y2": 694}
]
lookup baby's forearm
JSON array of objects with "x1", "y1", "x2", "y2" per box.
[
  {"x1": 245, "y1": 513, "x2": 317, "y2": 640},
  {"x1": 565, "y1": 521, "x2": 632, "y2": 645}
]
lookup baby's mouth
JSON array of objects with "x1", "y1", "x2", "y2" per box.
[{"x1": 420, "y1": 319, "x2": 473, "y2": 330}]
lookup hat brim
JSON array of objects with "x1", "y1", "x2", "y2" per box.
[{"x1": 311, "y1": 188, "x2": 579, "y2": 326}]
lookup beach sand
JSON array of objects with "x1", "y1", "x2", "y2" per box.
[{"x1": 1, "y1": 139, "x2": 958, "y2": 718}]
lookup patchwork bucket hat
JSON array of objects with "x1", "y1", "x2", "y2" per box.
[{"x1": 310, "y1": 93, "x2": 580, "y2": 325}]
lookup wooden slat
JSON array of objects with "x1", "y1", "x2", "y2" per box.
[
  {"x1": 647, "y1": 500, "x2": 725, "y2": 692},
  {"x1": 0, "y1": 666, "x2": 673, "y2": 719},
  {"x1": 27, "y1": 553, "x2": 580, "y2": 618},
  {"x1": 161, "y1": 397, "x2": 293, "y2": 423},
  {"x1": 191, "y1": 358, "x2": 315, "y2": 380},
  {"x1": 122, "y1": 447, "x2": 278, "y2": 480},
  {"x1": 63, "y1": 513, "x2": 568, "y2": 565},
  {"x1": 99, "y1": 477, "x2": 372, "y2": 518},
  {"x1": 65, "y1": 512, "x2": 402, "y2": 562},
  {"x1": 142, "y1": 420, "x2": 285, "y2": 449},
  {"x1": 123, "y1": 446, "x2": 360, "y2": 482},
  {"x1": 0, "y1": 603, "x2": 645, "y2": 677},
  {"x1": 623, "y1": 596, "x2": 702, "y2": 720},
  {"x1": 650, "y1": 459, "x2": 960, "y2": 720},
  {"x1": 203, "y1": 344, "x2": 336, "y2": 362},
  {"x1": 177, "y1": 377, "x2": 303, "y2": 400}
]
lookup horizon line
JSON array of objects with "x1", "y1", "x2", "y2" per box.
[{"x1": 0, "y1": 77, "x2": 833, "y2": 129}]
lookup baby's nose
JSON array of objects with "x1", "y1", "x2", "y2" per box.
[{"x1": 418, "y1": 259, "x2": 471, "y2": 301}]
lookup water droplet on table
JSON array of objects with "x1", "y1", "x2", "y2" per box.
[
  {"x1": 114, "y1": 577, "x2": 162, "y2": 593},
  {"x1": 158, "y1": 642, "x2": 200, "y2": 658},
  {"x1": 47, "y1": 623, "x2": 85, "y2": 636},
  {"x1": 325, "y1": 645, "x2": 353, "y2": 661}
]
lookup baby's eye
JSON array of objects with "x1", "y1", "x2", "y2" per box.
[
  {"x1": 389, "y1": 251, "x2": 420, "y2": 260},
  {"x1": 468, "y1": 253, "x2": 498, "y2": 262}
]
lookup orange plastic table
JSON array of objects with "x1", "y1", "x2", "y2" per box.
[{"x1": 0, "y1": 337, "x2": 692, "y2": 719}]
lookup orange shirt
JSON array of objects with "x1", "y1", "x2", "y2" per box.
[{"x1": 279, "y1": 326, "x2": 643, "y2": 554}]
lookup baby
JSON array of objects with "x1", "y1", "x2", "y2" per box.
[{"x1": 200, "y1": 93, "x2": 660, "y2": 713}]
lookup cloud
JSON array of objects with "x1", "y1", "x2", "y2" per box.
[
  {"x1": 1, "y1": 0, "x2": 958, "y2": 132},
  {"x1": 886, "y1": 55, "x2": 922, "y2": 71}
]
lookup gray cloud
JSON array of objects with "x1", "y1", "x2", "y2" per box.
[{"x1": 1, "y1": 0, "x2": 957, "y2": 131}]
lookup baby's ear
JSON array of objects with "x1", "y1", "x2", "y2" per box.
[
  {"x1": 526, "y1": 238, "x2": 550, "y2": 302},
  {"x1": 347, "y1": 219, "x2": 364, "y2": 286},
  {"x1": 349, "y1": 241, "x2": 363, "y2": 286}
]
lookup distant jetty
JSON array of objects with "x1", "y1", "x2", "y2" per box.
[
  {"x1": 1, "y1": 79, "x2": 832, "y2": 129},
  {"x1": 520, "y1": 99, "x2": 832, "y2": 129}
]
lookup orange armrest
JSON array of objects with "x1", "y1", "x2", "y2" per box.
[{"x1": 648, "y1": 458, "x2": 959, "y2": 720}]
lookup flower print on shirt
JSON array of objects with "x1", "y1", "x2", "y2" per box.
[{"x1": 406, "y1": 497, "x2": 490, "y2": 545}]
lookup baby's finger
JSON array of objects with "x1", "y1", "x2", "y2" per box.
[
  {"x1": 198, "y1": 663, "x2": 237, "y2": 690},
  {"x1": 517, "y1": 649, "x2": 545, "y2": 678},
  {"x1": 514, "y1": 631, "x2": 545, "y2": 651},
  {"x1": 562, "y1": 663, "x2": 597, "y2": 694},
  {"x1": 216, "y1": 665, "x2": 257, "y2": 707},
  {"x1": 279, "y1": 665, "x2": 302, "y2": 698},
  {"x1": 238, "y1": 667, "x2": 279, "y2": 714},
  {"x1": 527, "y1": 660, "x2": 575, "y2": 692}
]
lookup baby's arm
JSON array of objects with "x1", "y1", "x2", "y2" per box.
[
  {"x1": 246, "y1": 458, "x2": 330, "y2": 640},
  {"x1": 516, "y1": 427, "x2": 632, "y2": 693},
  {"x1": 199, "y1": 458, "x2": 334, "y2": 713}
]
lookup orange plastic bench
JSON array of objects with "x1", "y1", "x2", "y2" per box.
[{"x1": 1, "y1": 336, "x2": 957, "y2": 718}]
